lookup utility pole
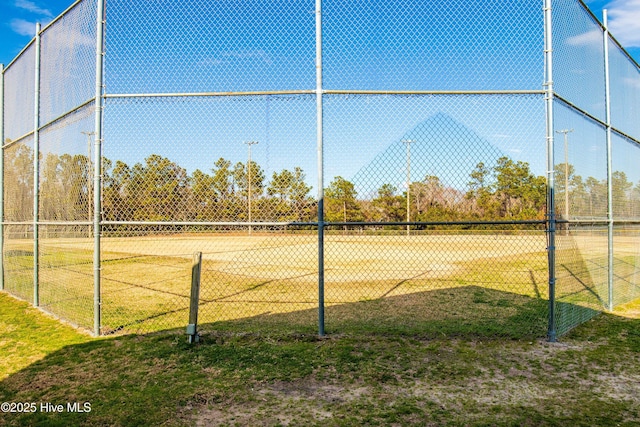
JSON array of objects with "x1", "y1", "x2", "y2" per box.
[
  {"x1": 82, "y1": 131, "x2": 95, "y2": 238},
  {"x1": 402, "y1": 140, "x2": 415, "y2": 236},
  {"x1": 556, "y1": 129, "x2": 573, "y2": 234},
  {"x1": 244, "y1": 141, "x2": 259, "y2": 235}
]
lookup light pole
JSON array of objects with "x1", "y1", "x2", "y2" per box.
[
  {"x1": 556, "y1": 129, "x2": 573, "y2": 232},
  {"x1": 244, "y1": 141, "x2": 259, "y2": 235},
  {"x1": 81, "y1": 131, "x2": 95, "y2": 237},
  {"x1": 402, "y1": 139, "x2": 415, "y2": 236}
]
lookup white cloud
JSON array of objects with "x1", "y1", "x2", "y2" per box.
[
  {"x1": 14, "y1": 0, "x2": 52, "y2": 17},
  {"x1": 10, "y1": 18, "x2": 36, "y2": 36},
  {"x1": 566, "y1": 29, "x2": 603, "y2": 47},
  {"x1": 606, "y1": 0, "x2": 640, "y2": 47},
  {"x1": 624, "y1": 76, "x2": 640, "y2": 88}
]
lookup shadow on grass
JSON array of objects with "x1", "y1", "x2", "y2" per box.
[
  {"x1": 196, "y1": 286, "x2": 551, "y2": 340},
  {"x1": 103, "y1": 282, "x2": 600, "y2": 341},
  {"x1": 0, "y1": 288, "x2": 638, "y2": 427}
]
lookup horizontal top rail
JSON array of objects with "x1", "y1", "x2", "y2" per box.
[
  {"x1": 104, "y1": 91, "x2": 316, "y2": 98},
  {"x1": 325, "y1": 90, "x2": 546, "y2": 95},
  {"x1": 103, "y1": 90, "x2": 546, "y2": 99}
]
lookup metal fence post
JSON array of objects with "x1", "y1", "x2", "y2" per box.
[
  {"x1": 544, "y1": 0, "x2": 557, "y2": 342},
  {"x1": 93, "y1": 0, "x2": 106, "y2": 336},
  {"x1": 316, "y1": 0, "x2": 325, "y2": 337},
  {"x1": 187, "y1": 252, "x2": 202, "y2": 344},
  {"x1": 33, "y1": 23, "x2": 41, "y2": 307},
  {"x1": 0, "y1": 63, "x2": 4, "y2": 291},
  {"x1": 603, "y1": 10, "x2": 614, "y2": 312}
]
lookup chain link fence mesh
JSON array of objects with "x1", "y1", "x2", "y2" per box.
[
  {"x1": 552, "y1": 0, "x2": 606, "y2": 121},
  {"x1": 323, "y1": 227, "x2": 548, "y2": 338},
  {"x1": 38, "y1": 224, "x2": 94, "y2": 329},
  {"x1": 100, "y1": 224, "x2": 195, "y2": 334},
  {"x1": 3, "y1": 45, "x2": 35, "y2": 143},
  {"x1": 102, "y1": 95, "x2": 317, "y2": 224},
  {"x1": 324, "y1": 94, "x2": 546, "y2": 213},
  {"x1": 608, "y1": 40, "x2": 640, "y2": 139},
  {"x1": 198, "y1": 227, "x2": 319, "y2": 335},
  {"x1": 104, "y1": 0, "x2": 315, "y2": 94},
  {"x1": 39, "y1": 0, "x2": 97, "y2": 125},
  {"x1": 555, "y1": 224, "x2": 608, "y2": 336},
  {"x1": 3, "y1": 138, "x2": 34, "y2": 223},
  {"x1": 39, "y1": 106, "x2": 95, "y2": 222},
  {"x1": 553, "y1": 102, "x2": 608, "y2": 221},
  {"x1": 1, "y1": 0, "x2": 639, "y2": 339},
  {"x1": 551, "y1": 0, "x2": 640, "y2": 334},
  {"x1": 3, "y1": 225, "x2": 34, "y2": 303},
  {"x1": 613, "y1": 225, "x2": 640, "y2": 307},
  {"x1": 611, "y1": 133, "x2": 640, "y2": 307},
  {"x1": 323, "y1": 0, "x2": 543, "y2": 91}
]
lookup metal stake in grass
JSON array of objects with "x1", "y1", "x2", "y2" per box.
[
  {"x1": 244, "y1": 141, "x2": 259, "y2": 235},
  {"x1": 187, "y1": 252, "x2": 202, "y2": 344}
]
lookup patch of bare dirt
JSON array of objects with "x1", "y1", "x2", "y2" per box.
[{"x1": 192, "y1": 377, "x2": 369, "y2": 426}]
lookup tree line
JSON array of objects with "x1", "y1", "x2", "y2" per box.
[{"x1": 3, "y1": 144, "x2": 640, "y2": 224}]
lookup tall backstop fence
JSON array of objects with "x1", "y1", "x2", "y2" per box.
[{"x1": 1, "y1": 0, "x2": 639, "y2": 339}]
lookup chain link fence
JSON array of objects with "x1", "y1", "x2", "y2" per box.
[
  {"x1": 552, "y1": 0, "x2": 640, "y2": 335},
  {"x1": 1, "y1": 0, "x2": 639, "y2": 340}
]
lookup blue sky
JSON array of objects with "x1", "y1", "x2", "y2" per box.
[
  {"x1": 1, "y1": 0, "x2": 639, "y2": 196},
  {"x1": 1, "y1": 0, "x2": 640, "y2": 67}
]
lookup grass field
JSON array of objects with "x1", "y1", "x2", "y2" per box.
[
  {"x1": 1, "y1": 229, "x2": 639, "y2": 425},
  {"x1": 4, "y1": 228, "x2": 636, "y2": 339},
  {"x1": 0, "y1": 292, "x2": 639, "y2": 426}
]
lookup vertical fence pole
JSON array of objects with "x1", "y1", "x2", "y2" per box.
[
  {"x1": 33, "y1": 23, "x2": 41, "y2": 307},
  {"x1": 544, "y1": 0, "x2": 557, "y2": 342},
  {"x1": 93, "y1": 0, "x2": 105, "y2": 336},
  {"x1": 315, "y1": 0, "x2": 325, "y2": 336},
  {"x1": 603, "y1": 10, "x2": 614, "y2": 312},
  {"x1": 0, "y1": 63, "x2": 4, "y2": 291}
]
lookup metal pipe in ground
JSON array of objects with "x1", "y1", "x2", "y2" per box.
[
  {"x1": 92, "y1": 0, "x2": 105, "y2": 337},
  {"x1": 316, "y1": 0, "x2": 325, "y2": 337},
  {"x1": 187, "y1": 252, "x2": 202, "y2": 344},
  {"x1": 33, "y1": 23, "x2": 41, "y2": 307},
  {"x1": 544, "y1": 0, "x2": 557, "y2": 342}
]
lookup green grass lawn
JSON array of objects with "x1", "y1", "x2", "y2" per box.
[{"x1": 1, "y1": 292, "x2": 639, "y2": 426}]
